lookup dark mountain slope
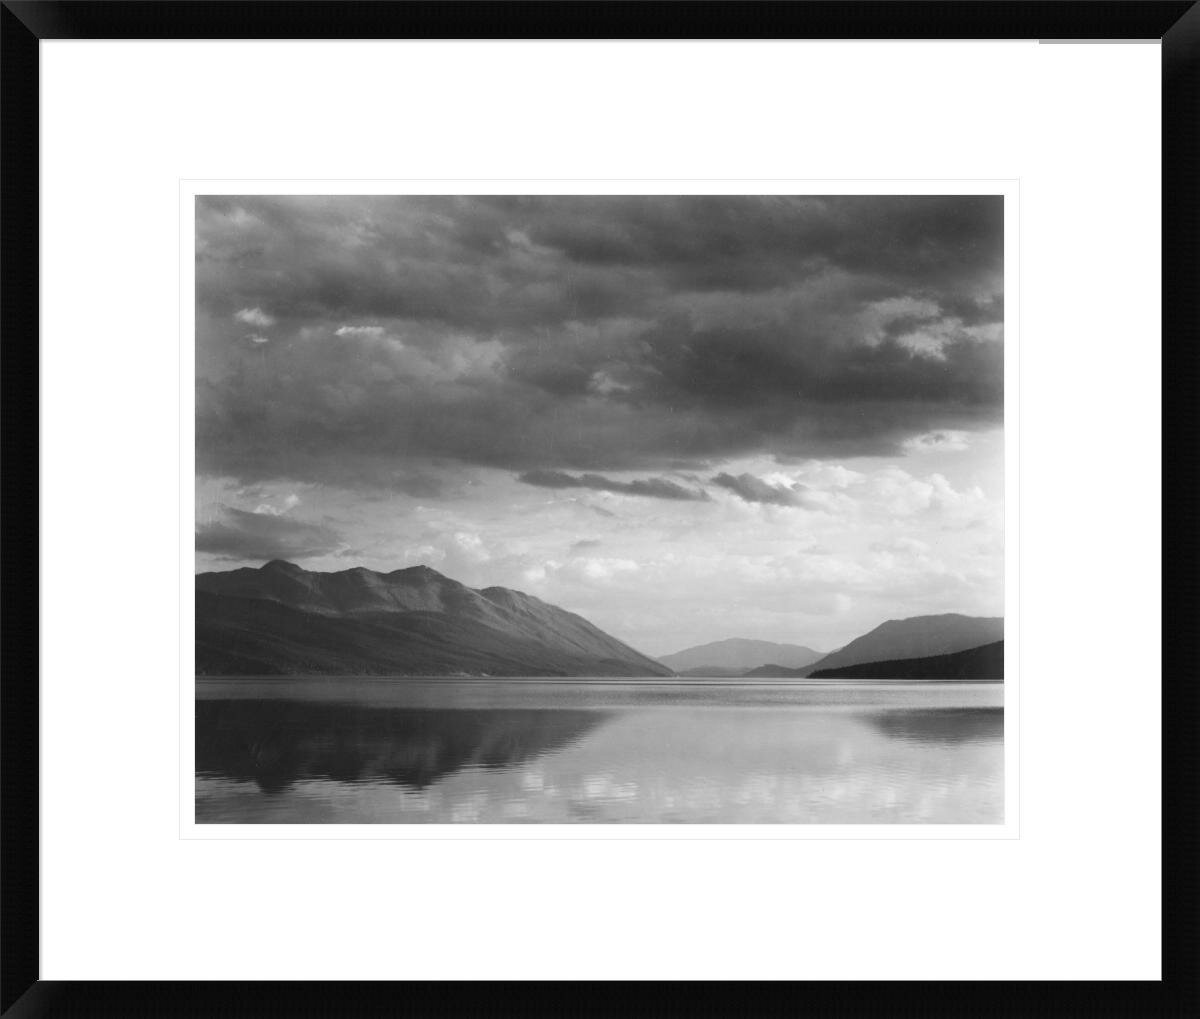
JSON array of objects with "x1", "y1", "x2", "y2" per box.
[
  {"x1": 195, "y1": 562, "x2": 671, "y2": 677},
  {"x1": 741, "y1": 664, "x2": 807, "y2": 678},
  {"x1": 809, "y1": 640, "x2": 1004, "y2": 680},
  {"x1": 800, "y1": 614, "x2": 1003, "y2": 676}
]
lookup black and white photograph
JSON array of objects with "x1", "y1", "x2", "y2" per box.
[
  {"x1": 194, "y1": 194, "x2": 1006, "y2": 825},
  {"x1": 13, "y1": 7, "x2": 1178, "y2": 1002}
]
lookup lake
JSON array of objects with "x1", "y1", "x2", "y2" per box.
[{"x1": 195, "y1": 678, "x2": 1004, "y2": 824}]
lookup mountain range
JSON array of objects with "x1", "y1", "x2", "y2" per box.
[
  {"x1": 796, "y1": 613, "x2": 1003, "y2": 676},
  {"x1": 657, "y1": 638, "x2": 824, "y2": 676},
  {"x1": 808, "y1": 640, "x2": 1003, "y2": 680},
  {"x1": 672, "y1": 615, "x2": 1004, "y2": 680},
  {"x1": 195, "y1": 561, "x2": 1003, "y2": 680},
  {"x1": 195, "y1": 560, "x2": 671, "y2": 677}
]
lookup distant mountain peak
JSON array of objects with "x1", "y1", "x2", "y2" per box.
[
  {"x1": 658, "y1": 637, "x2": 823, "y2": 673},
  {"x1": 260, "y1": 559, "x2": 306, "y2": 575},
  {"x1": 387, "y1": 563, "x2": 450, "y2": 581}
]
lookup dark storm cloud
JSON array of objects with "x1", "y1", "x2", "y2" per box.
[
  {"x1": 518, "y1": 470, "x2": 710, "y2": 502},
  {"x1": 195, "y1": 507, "x2": 343, "y2": 561},
  {"x1": 517, "y1": 195, "x2": 1001, "y2": 295},
  {"x1": 196, "y1": 196, "x2": 1003, "y2": 488},
  {"x1": 711, "y1": 472, "x2": 808, "y2": 507}
]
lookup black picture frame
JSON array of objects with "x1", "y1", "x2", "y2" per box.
[{"x1": 3, "y1": 3, "x2": 1193, "y2": 1015}]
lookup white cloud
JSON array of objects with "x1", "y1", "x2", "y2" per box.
[
  {"x1": 903, "y1": 430, "x2": 971, "y2": 453},
  {"x1": 335, "y1": 325, "x2": 386, "y2": 339},
  {"x1": 855, "y1": 467, "x2": 987, "y2": 520},
  {"x1": 251, "y1": 492, "x2": 300, "y2": 516},
  {"x1": 402, "y1": 543, "x2": 446, "y2": 565},
  {"x1": 871, "y1": 536, "x2": 931, "y2": 556},
  {"x1": 588, "y1": 370, "x2": 634, "y2": 396},
  {"x1": 790, "y1": 462, "x2": 865, "y2": 489},
  {"x1": 895, "y1": 318, "x2": 1003, "y2": 361},
  {"x1": 856, "y1": 296, "x2": 941, "y2": 347},
  {"x1": 452, "y1": 531, "x2": 491, "y2": 562},
  {"x1": 522, "y1": 564, "x2": 548, "y2": 585},
  {"x1": 443, "y1": 337, "x2": 505, "y2": 380},
  {"x1": 235, "y1": 307, "x2": 275, "y2": 328},
  {"x1": 521, "y1": 556, "x2": 640, "y2": 587},
  {"x1": 581, "y1": 557, "x2": 640, "y2": 581}
]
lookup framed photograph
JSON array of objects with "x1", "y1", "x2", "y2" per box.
[
  {"x1": 7, "y1": 1, "x2": 1188, "y2": 1012},
  {"x1": 185, "y1": 183, "x2": 1015, "y2": 836}
]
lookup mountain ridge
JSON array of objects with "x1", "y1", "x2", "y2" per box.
[
  {"x1": 195, "y1": 561, "x2": 672, "y2": 677},
  {"x1": 809, "y1": 640, "x2": 1004, "y2": 680},
  {"x1": 798, "y1": 613, "x2": 1003, "y2": 676},
  {"x1": 658, "y1": 637, "x2": 823, "y2": 674}
]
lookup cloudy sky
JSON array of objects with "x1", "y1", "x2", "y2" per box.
[{"x1": 196, "y1": 195, "x2": 1003, "y2": 656}]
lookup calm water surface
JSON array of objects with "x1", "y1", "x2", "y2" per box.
[{"x1": 195, "y1": 678, "x2": 1003, "y2": 824}]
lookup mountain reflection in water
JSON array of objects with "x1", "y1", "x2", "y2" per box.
[
  {"x1": 860, "y1": 708, "x2": 1003, "y2": 745},
  {"x1": 195, "y1": 679, "x2": 1004, "y2": 824},
  {"x1": 196, "y1": 700, "x2": 611, "y2": 793}
]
